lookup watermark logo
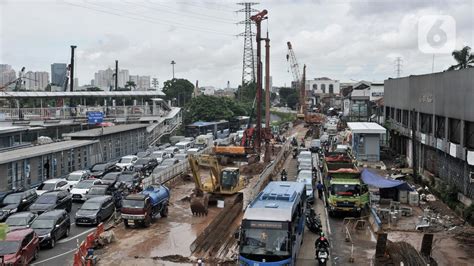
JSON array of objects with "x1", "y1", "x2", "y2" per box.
[{"x1": 418, "y1": 15, "x2": 456, "y2": 54}]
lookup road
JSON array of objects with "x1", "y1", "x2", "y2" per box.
[{"x1": 31, "y1": 202, "x2": 114, "y2": 266}]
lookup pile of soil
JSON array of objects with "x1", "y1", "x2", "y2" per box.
[
  {"x1": 385, "y1": 241, "x2": 431, "y2": 266},
  {"x1": 240, "y1": 162, "x2": 268, "y2": 176}
]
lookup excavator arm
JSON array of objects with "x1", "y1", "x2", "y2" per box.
[
  {"x1": 188, "y1": 154, "x2": 223, "y2": 192},
  {"x1": 188, "y1": 155, "x2": 204, "y2": 191}
]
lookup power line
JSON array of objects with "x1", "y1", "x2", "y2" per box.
[
  {"x1": 174, "y1": 1, "x2": 236, "y2": 12},
  {"x1": 143, "y1": 1, "x2": 236, "y2": 24},
  {"x1": 64, "y1": 1, "x2": 235, "y2": 37}
]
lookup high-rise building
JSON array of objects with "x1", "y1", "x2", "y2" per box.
[
  {"x1": 74, "y1": 78, "x2": 79, "y2": 89},
  {"x1": 0, "y1": 64, "x2": 16, "y2": 88},
  {"x1": 118, "y1": 69, "x2": 129, "y2": 88},
  {"x1": 138, "y1": 76, "x2": 150, "y2": 90},
  {"x1": 24, "y1": 71, "x2": 49, "y2": 90},
  {"x1": 93, "y1": 68, "x2": 114, "y2": 90},
  {"x1": 51, "y1": 63, "x2": 67, "y2": 86}
]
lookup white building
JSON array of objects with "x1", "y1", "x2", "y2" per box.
[
  {"x1": 93, "y1": 68, "x2": 114, "y2": 90},
  {"x1": 306, "y1": 77, "x2": 340, "y2": 95},
  {"x1": 201, "y1": 86, "x2": 216, "y2": 95},
  {"x1": 138, "y1": 76, "x2": 150, "y2": 90},
  {"x1": 24, "y1": 71, "x2": 49, "y2": 91},
  {"x1": 118, "y1": 69, "x2": 129, "y2": 88},
  {"x1": 0, "y1": 64, "x2": 16, "y2": 87}
]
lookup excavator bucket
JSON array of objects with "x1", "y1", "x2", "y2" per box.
[{"x1": 190, "y1": 190, "x2": 209, "y2": 216}]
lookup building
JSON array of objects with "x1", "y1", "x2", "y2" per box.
[
  {"x1": 118, "y1": 69, "x2": 129, "y2": 88},
  {"x1": 201, "y1": 86, "x2": 216, "y2": 96},
  {"x1": 384, "y1": 68, "x2": 474, "y2": 202},
  {"x1": 306, "y1": 77, "x2": 341, "y2": 108},
  {"x1": 24, "y1": 71, "x2": 49, "y2": 91},
  {"x1": 73, "y1": 78, "x2": 79, "y2": 89},
  {"x1": 51, "y1": 63, "x2": 67, "y2": 86},
  {"x1": 0, "y1": 64, "x2": 16, "y2": 88},
  {"x1": 342, "y1": 81, "x2": 384, "y2": 122},
  {"x1": 138, "y1": 76, "x2": 150, "y2": 90},
  {"x1": 93, "y1": 68, "x2": 114, "y2": 90},
  {"x1": 347, "y1": 122, "x2": 386, "y2": 162}
]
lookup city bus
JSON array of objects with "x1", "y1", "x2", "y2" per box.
[
  {"x1": 229, "y1": 116, "x2": 250, "y2": 132},
  {"x1": 237, "y1": 181, "x2": 306, "y2": 265},
  {"x1": 185, "y1": 120, "x2": 230, "y2": 139}
]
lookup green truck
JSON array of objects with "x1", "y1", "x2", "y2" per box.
[{"x1": 323, "y1": 152, "x2": 368, "y2": 216}]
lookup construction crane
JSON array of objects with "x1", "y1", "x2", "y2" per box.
[
  {"x1": 286, "y1": 42, "x2": 307, "y2": 119},
  {"x1": 0, "y1": 67, "x2": 36, "y2": 91}
]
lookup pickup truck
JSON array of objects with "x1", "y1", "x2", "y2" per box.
[{"x1": 121, "y1": 185, "x2": 170, "y2": 228}]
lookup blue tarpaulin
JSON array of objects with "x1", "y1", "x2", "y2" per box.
[{"x1": 361, "y1": 169, "x2": 412, "y2": 190}]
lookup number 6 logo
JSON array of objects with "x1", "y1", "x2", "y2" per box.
[{"x1": 418, "y1": 15, "x2": 456, "y2": 54}]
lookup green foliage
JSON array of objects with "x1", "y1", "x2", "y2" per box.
[
  {"x1": 162, "y1": 78, "x2": 194, "y2": 107},
  {"x1": 279, "y1": 87, "x2": 298, "y2": 109},
  {"x1": 270, "y1": 110, "x2": 296, "y2": 126},
  {"x1": 463, "y1": 204, "x2": 474, "y2": 225},
  {"x1": 440, "y1": 184, "x2": 460, "y2": 210},
  {"x1": 235, "y1": 82, "x2": 257, "y2": 102},
  {"x1": 125, "y1": 81, "x2": 136, "y2": 90},
  {"x1": 184, "y1": 95, "x2": 248, "y2": 125},
  {"x1": 86, "y1": 87, "x2": 103, "y2": 91},
  {"x1": 448, "y1": 46, "x2": 474, "y2": 70},
  {"x1": 115, "y1": 87, "x2": 131, "y2": 91}
]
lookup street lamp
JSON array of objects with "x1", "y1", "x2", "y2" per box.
[{"x1": 171, "y1": 60, "x2": 176, "y2": 79}]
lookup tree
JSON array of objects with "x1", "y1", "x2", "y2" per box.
[
  {"x1": 86, "y1": 87, "x2": 103, "y2": 91},
  {"x1": 162, "y1": 78, "x2": 194, "y2": 107},
  {"x1": 278, "y1": 87, "x2": 299, "y2": 109},
  {"x1": 448, "y1": 46, "x2": 474, "y2": 70},
  {"x1": 125, "y1": 81, "x2": 137, "y2": 90},
  {"x1": 235, "y1": 82, "x2": 257, "y2": 102},
  {"x1": 184, "y1": 95, "x2": 248, "y2": 125}
]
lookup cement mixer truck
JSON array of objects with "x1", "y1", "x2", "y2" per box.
[{"x1": 121, "y1": 185, "x2": 170, "y2": 228}]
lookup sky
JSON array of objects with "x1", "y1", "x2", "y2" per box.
[{"x1": 0, "y1": 0, "x2": 473, "y2": 88}]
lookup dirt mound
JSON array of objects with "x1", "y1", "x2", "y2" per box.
[
  {"x1": 386, "y1": 241, "x2": 429, "y2": 266},
  {"x1": 453, "y1": 227, "x2": 474, "y2": 246},
  {"x1": 152, "y1": 255, "x2": 192, "y2": 263},
  {"x1": 240, "y1": 162, "x2": 268, "y2": 176}
]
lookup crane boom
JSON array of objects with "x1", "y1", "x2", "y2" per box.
[{"x1": 286, "y1": 41, "x2": 301, "y2": 89}]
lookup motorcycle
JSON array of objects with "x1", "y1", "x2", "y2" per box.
[
  {"x1": 316, "y1": 246, "x2": 329, "y2": 265},
  {"x1": 305, "y1": 207, "x2": 322, "y2": 234},
  {"x1": 281, "y1": 172, "x2": 288, "y2": 181}
]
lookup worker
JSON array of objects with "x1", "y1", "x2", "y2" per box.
[
  {"x1": 316, "y1": 181, "x2": 324, "y2": 200},
  {"x1": 314, "y1": 232, "x2": 330, "y2": 250}
]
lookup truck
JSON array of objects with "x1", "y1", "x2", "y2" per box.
[
  {"x1": 194, "y1": 134, "x2": 214, "y2": 149},
  {"x1": 121, "y1": 185, "x2": 170, "y2": 227},
  {"x1": 323, "y1": 151, "x2": 368, "y2": 216}
]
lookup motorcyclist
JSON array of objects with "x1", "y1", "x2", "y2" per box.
[
  {"x1": 315, "y1": 232, "x2": 330, "y2": 250},
  {"x1": 281, "y1": 169, "x2": 288, "y2": 181}
]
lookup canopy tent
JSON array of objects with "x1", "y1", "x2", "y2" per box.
[{"x1": 361, "y1": 169, "x2": 412, "y2": 191}]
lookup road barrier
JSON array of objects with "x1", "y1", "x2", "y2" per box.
[{"x1": 73, "y1": 223, "x2": 104, "y2": 266}]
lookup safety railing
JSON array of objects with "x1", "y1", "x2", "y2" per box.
[{"x1": 73, "y1": 223, "x2": 104, "y2": 266}]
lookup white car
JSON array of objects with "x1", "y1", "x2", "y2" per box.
[
  {"x1": 70, "y1": 179, "x2": 102, "y2": 201},
  {"x1": 116, "y1": 155, "x2": 138, "y2": 169},
  {"x1": 297, "y1": 170, "x2": 314, "y2": 198},
  {"x1": 36, "y1": 179, "x2": 70, "y2": 195},
  {"x1": 151, "y1": 151, "x2": 171, "y2": 164},
  {"x1": 65, "y1": 170, "x2": 90, "y2": 189}
]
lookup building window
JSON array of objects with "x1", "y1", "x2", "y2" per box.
[
  {"x1": 7, "y1": 163, "x2": 13, "y2": 190},
  {"x1": 312, "y1": 84, "x2": 317, "y2": 90},
  {"x1": 396, "y1": 109, "x2": 402, "y2": 123},
  {"x1": 465, "y1": 121, "x2": 474, "y2": 150},
  {"x1": 329, "y1": 84, "x2": 334, "y2": 94},
  {"x1": 385, "y1": 106, "x2": 390, "y2": 120},
  {"x1": 321, "y1": 84, "x2": 326, "y2": 93},
  {"x1": 448, "y1": 118, "x2": 461, "y2": 144},
  {"x1": 390, "y1": 107, "x2": 395, "y2": 119},
  {"x1": 420, "y1": 113, "x2": 432, "y2": 134},
  {"x1": 402, "y1": 110, "x2": 409, "y2": 127},
  {"x1": 435, "y1": 116, "x2": 445, "y2": 139}
]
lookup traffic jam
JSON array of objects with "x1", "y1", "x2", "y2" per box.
[{"x1": 0, "y1": 139, "x2": 197, "y2": 264}]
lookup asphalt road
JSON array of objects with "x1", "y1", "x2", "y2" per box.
[{"x1": 31, "y1": 202, "x2": 105, "y2": 266}]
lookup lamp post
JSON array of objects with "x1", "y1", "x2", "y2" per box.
[{"x1": 171, "y1": 60, "x2": 176, "y2": 79}]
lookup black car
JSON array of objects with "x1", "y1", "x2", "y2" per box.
[
  {"x1": 136, "y1": 151, "x2": 151, "y2": 158},
  {"x1": 84, "y1": 185, "x2": 123, "y2": 209},
  {"x1": 89, "y1": 163, "x2": 119, "y2": 179},
  {"x1": 117, "y1": 172, "x2": 141, "y2": 190},
  {"x1": 101, "y1": 172, "x2": 121, "y2": 186},
  {"x1": 75, "y1": 196, "x2": 115, "y2": 226},
  {"x1": 31, "y1": 210, "x2": 70, "y2": 248},
  {"x1": 29, "y1": 191, "x2": 72, "y2": 214},
  {"x1": 133, "y1": 157, "x2": 158, "y2": 174},
  {"x1": 0, "y1": 189, "x2": 38, "y2": 222},
  {"x1": 5, "y1": 211, "x2": 38, "y2": 231}
]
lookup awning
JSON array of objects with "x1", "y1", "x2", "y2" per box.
[{"x1": 361, "y1": 169, "x2": 412, "y2": 190}]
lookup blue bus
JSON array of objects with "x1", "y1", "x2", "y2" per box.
[
  {"x1": 185, "y1": 120, "x2": 230, "y2": 139},
  {"x1": 238, "y1": 181, "x2": 306, "y2": 265}
]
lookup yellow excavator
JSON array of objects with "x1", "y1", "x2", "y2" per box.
[{"x1": 188, "y1": 154, "x2": 245, "y2": 216}]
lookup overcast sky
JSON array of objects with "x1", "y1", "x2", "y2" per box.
[{"x1": 0, "y1": 0, "x2": 473, "y2": 88}]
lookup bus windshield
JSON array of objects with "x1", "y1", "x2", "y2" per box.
[{"x1": 240, "y1": 228, "x2": 290, "y2": 257}]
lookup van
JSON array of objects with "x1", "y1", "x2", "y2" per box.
[
  {"x1": 175, "y1": 141, "x2": 193, "y2": 153},
  {"x1": 195, "y1": 135, "x2": 214, "y2": 149},
  {"x1": 310, "y1": 139, "x2": 321, "y2": 153}
]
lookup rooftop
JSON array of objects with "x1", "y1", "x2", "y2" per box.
[
  {"x1": 347, "y1": 122, "x2": 386, "y2": 134},
  {"x1": 0, "y1": 140, "x2": 98, "y2": 164},
  {"x1": 0, "y1": 91, "x2": 165, "y2": 99},
  {"x1": 63, "y1": 124, "x2": 148, "y2": 138}
]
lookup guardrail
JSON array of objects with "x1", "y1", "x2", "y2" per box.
[{"x1": 73, "y1": 223, "x2": 104, "y2": 266}]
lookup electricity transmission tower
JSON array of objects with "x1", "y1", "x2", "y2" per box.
[
  {"x1": 394, "y1": 57, "x2": 403, "y2": 77},
  {"x1": 237, "y1": 2, "x2": 258, "y2": 87}
]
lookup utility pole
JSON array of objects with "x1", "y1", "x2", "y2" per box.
[
  {"x1": 70, "y1": 45, "x2": 76, "y2": 92},
  {"x1": 264, "y1": 31, "x2": 270, "y2": 129},
  {"x1": 114, "y1": 60, "x2": 118, "y2": 91},
  {"x1": 237, "y1": 2, "x2": 258, "y2": 87},
  {"x1": 395, "y1": 57, "x2": 403, "y2": 78},
  {"x1": 171, "y1": 60, "x2": 176, "y2": 79},
  {"x1": 250, "y1": 9, "x2": 267, "y2": 154}
]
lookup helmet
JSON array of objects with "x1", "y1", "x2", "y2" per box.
[{"x1": 320, "y1": 232, "x2": 325, "y2": 237}]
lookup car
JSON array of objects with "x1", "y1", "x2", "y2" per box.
[
  {"x1": 70, "y1": 179, "x2": 102, "y2": 201},
  {"x1": 0, "y1": 228, "x2": 39, "y2": 264},
  {"x1": 75, "y1": 196, "x2": 115, "y2": 226},
  {"x1": 28, "y1": 191, "x2": 72, "y2": 214},
  {"x1": 297, "y1": 170, "x2": 314, "y2": 202},
  {"x1": 186, "y1": 148, "x2": 201, "y2": 155},
  {"x1": 175, "y1": 141, "x2": 193, "y2": 153},
  {"x1": 150, "y1": 151, "x2": 171, "y2": 164},
  {"x1": 152, "y1": 158, "x2": 179, "y2": 175},
  {"x1": 136, "y1": 150, "x2": 151, "y2": 158},
  {"x1": 116, "y1": 155, "x2": 138, "y2": 169},
  {"x1": 310, "y1": 139, "x2": 321, "y2": 153},
  {"x1": 298, "y1": 151, "x2": 312, "y2": 161},
  {"x1": 133, "y1": 157, "x2": 158, "y2": 174},
  {"x1": 298, "y1": 161, "x2": 313, "y2": 172},
  {"x1": 84, "y1": 185, "x2": 123, "y2": 209},
  {"x1": 164, "y1": 146, "x2": 180, "y2": 155},
  {"x1": 65, "y1": 170, "x2": 90, "y2": 189},
  {"x1": 158, "y1": 143, "x2": 171, "y2": 150},
  {"x1": 89, "y1": 163, "x2": 118, "y2": 179},
  {"x1": 101, "y1": 172, "x2": 121, "y2": 186},
  {"x1": 117, "y1": 172, "x2": 141, "y2": 191},
  {"x1": 5, "y1": 212, "x2": 38, "y2": 231},
  {"x1": 31, "y1": 210, "x2": 70, "y2": 248},
  {"x1": 35, "y1": 179, "x2": 70, "y2": 195},
  {"x1": 174, "y1": 153, "x2": 188, "y2": 162},
  {"x1": 0, "y1": 189, "x2": 38, "y2": 222}
]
